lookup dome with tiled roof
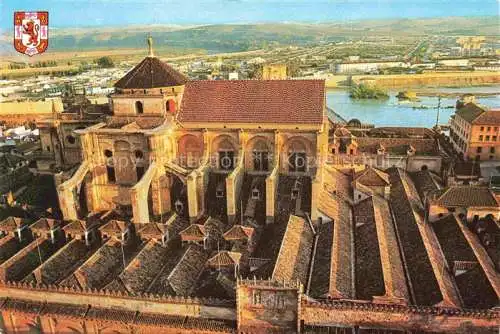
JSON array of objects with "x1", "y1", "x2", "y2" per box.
[{"x1": 114, "y1": 36, "x2": 188, "y2": 89}]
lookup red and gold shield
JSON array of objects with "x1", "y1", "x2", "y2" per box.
[{"x1": 14, "y1": 11, "x2": 49, "y2": 56}]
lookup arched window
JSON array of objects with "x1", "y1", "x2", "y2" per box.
[
  {"x1": 166, "y1": 99, "x2": 176, "y2": 113},
  {"x1": 135, "y1": 101, "x2": 144, "y2": 114},
  {"x1": 106, "y1": 165, "x2": 116, "y2": 183},
  {"x1": 252, "y1": 139, "x2": 270, "y2": 171},
  {"x1": 66, "y1": 135, "x2": 76, "y2": 144},
  {"x1": 218, "y1": 139, "x2": 235, "y2": 170},
  {"x1": 251, "y1": 188, "x2": 260, "y2": 200},
  {"x1": 178, "y1": 135, "x2": 203, "y2": 168},
  {"x1": 104, "y1": 150, "x2": 115, "y2": 183},
  {"x1": 135, "y1": 150, "x2": 144, "y2": 159},
  {"x1": 288, "y1": 139, "x2": 307, "y2": 173}
]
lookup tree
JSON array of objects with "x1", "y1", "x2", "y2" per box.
[
  {"x1": 350, "y1": 83, "x2": 389, "y2": 100},
  {"x1": 96, "y1": 56, "x2": 114, "y2": 68}
]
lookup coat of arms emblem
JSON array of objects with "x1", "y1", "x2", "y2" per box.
[{"x1": 14, "y1": 11, "x2": 49, "y2": 56}]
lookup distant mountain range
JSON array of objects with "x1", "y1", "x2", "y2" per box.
[{"x1": 1, "y1": 16, "x2": 497, "y2": 55}]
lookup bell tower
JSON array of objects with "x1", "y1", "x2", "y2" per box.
[{"x1": 111, "y1": 36, "x2": 188, "y2": 117}]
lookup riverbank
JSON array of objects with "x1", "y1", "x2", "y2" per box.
[
  {"x1": 326, "y1": 86, "x2": 500, "y2": 128},
  {"x1": 413, "y1": 89, "x2": 499, "y2": 98},
  {"x1": 324, "y1": 71, "x2": 500, "y2": 89}
]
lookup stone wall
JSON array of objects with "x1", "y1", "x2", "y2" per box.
[
  {"x1": 301, "y1": 300, "x2": 498, "y2": 333},
  {"x1": 237, "y1": 279, "x2": 301, "y2": 333},
  {"x1": 0, "y1": 282, "x2": 235, "y2": 320}
]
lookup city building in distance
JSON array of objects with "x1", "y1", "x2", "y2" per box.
[{"x1": 0, "y1": 38, "x2": 498, "y2": 334}]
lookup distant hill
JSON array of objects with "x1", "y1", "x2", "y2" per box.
[{"x1": 1, "y1": 16, "x2": 497, "y2": 55}]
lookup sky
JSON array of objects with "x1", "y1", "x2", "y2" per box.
[{"x1": 1, "y1": 0, "x2": 498, "y2": 29}]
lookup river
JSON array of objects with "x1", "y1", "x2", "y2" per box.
[{"x1": 326, "y1": 86, "x2": 500, "y2": 128}]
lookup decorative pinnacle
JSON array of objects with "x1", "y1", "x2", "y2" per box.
[{"x1": 147, "y1": 34, "x2": 154, "y2": 57}]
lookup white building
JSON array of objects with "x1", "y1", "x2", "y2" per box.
[
  {"x1": 335, "y1": 61, "x2": 408, "y2": 74},
  {"x1": 437, "y1": 59, "x2": 470, "y2": 67}
]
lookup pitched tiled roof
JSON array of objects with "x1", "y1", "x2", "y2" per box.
[
  {"x1": 114, "y1": 56, "x2": 187, "y2": 89},
  {"x1": 99, "y1": 220, "x2": 129, "y2": 235},
  {"x1": 387, "y1": 168, "x2": 443, "y2": 306},
  {"x1": 138, "y1": 223, "x2": 168, "y2": 239},
  {"x1": 410, "y1": 170, "x2": 441, "y2": 201},
  {"x1": 34, "y1": 239, "x2": 93, "y2": 285},
  {"x1": 334, "y1": 127, "x2": 352, "y2": 137},
  {"x1": 178, "y1": 80, "x2": 325, "y2": 124},
  {"x1": 451, "y1": 161, "x2": 482, "y2": 178},
  {"x1": 431, "y1": 215, "x2": 498, "y2": 308},
  {"x1": 353, "y1": 197, "x2": 385, "y2": 300},
  {"x1": 0, "y1": 217, "x2": 28, "y2": 232},
  {"x1": 30, "y1": 218, "x2": 61, "y2": 233},
  {"x1": 179, "y1": 224, "x2": 206, "y2": 241},
  {"x1": 272, "y1": 215, "x2": 314, "y2": 286},
  {"x1": 356, "y1": 137, "x2": 439, "y2": 156},
  {"x1": 354, "y1": 166, "x2": 390, "y2": 187},
  {"x1": 207, "y1": 251, "x2": 242, "y2": 267},
  {"x1": 473, "y1": 109, "x2": 500, "y2": 125},
  {"x1": 223, "y1": 225, "x2": 254, "y2": 240},
  {"x1": 118, "y1": 239, "x2": 172, "y2": 294},
  {"x1": 168, "y1": 244, "x2": 209, "y2": 296},
  {"x1": 63, "y1": 219, "x2": 97, "y2": 234},
  {"x1": 106, "y1": 117, "x2": 166, "y2": 130},
  {"x1": 308, "y1": 221, "x2": 334, "y2": 298},
  {"x1": 456, "y1": 103, "x2": 486, "y2": 123},
  {"x1": 430, "y1": 186, "x2": 499, "y2": 208}
]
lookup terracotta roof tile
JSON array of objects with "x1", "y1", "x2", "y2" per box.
[
  {"x1": 431, "y1": 215, "x2": 498, "y2": 308},
  {"x1": 0, "y1": 235, "x2": 25, "y2": 265},
  {"x1": 114, "y1": 57, "x2": 187, "y2": 89},
  {"x1": 354, "y1": 166, "x2": 390, "y2": 187},
  {"x1": 334, "y1": 127, "x2": 352, "y2": 137},
  {"x1": 99, "y1": 220, "x2": 130, "y2": 235},
  {"x1": 207, "y1": 251, "x2": 242, "y2": 267},
  {"x1": 34, "y1": 238, "x2": 94, "y2": 285},
  {"x1": 387, "y1": 168, "x2": 443, "y2": 306},
  {"x1": 353, "y1": 197, "x2": 385, "y2": 300},
  {"x1": 430, "y1": 186, "x2": 499, "y2": 208},
  {"x1": 272, "y1": 215, "x2": 314, "y2": 286},
  {"x1": 456, "y1": 103, "x2": 486, "y2": 123},
  {"x1": 473, "y1": 109, "x2": 500, "y2": 124},
  {"x1": 223, "y1": 225, "x2": 254, "y2": 240},
  {"x1": 138, "y1": 223, "x2": 168, "y2": 239},
  {"x1": 30, "y1": 218, "x2": 61, "y2": 233},
  {"x1": 179, "y1": 80, "x2": 325, "y2": 125},
  {"x1": 179, "y1": 224, "x2": 206, "y2": 241},
  {"x1": 63, "y1": 219, "x2": 97, "y2": 234},
  {"x1": 309, "y1": 221, "x2": 334, "y2": 298},
  {"x1": 451, "y1": 161, "x2": 482, "y2": 178},
  {"x1": 118, "y1": 239, "x2": 171, "y2": 293},
  {"x1": 0, "y1": 217, "x2": 28, "y2": 232},
  {"x1": 410, "y1": 170, "x2": 441, "y2": 200},
  {"x1": 356, "y1": 137, "x2": 439, "y2": 155},
  {"x1": 167, "y1": 244, "x2": 209, "y2": 296}
]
